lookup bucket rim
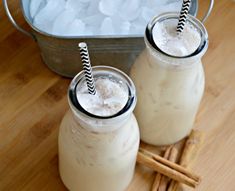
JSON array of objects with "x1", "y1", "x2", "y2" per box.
[{"x1": 20, "y1": 0, "x2": 198, "y2": 40}]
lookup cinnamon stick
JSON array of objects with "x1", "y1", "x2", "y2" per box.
[
  {"x1": 158, "y1": 147, "x2": 179, "y2": 191},
  {"x1": 158, "y1": 140, "x2": 186, "y2": 191},
  {"x1": 137, "y1": 149, "x2": 200, "y2": 188},
  {"x1": 167, "y1": 130, "x2": 205, "y2": 191},
  {"x1": 151, "y1": 146, "x2": 172, "y2": 191},
  {"x1": 139, "y1": 148, "x2": 200, "y2": 182}
]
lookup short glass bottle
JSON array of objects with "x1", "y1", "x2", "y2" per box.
[{"x1": 58, "y1": 66, "x2": 139, "y2": 191}]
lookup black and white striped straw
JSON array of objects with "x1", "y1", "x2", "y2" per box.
[
  {"x1": 176, "y1": 0, "x2": 191, "y2": 34},
  {"x1": 78, "y1": 42, "x2": 96, "y2": 95}
]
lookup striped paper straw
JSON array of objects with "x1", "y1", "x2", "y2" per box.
[
  {"x1": 78, "y1": 42, "x2": 96, "y2": 95},
  {"x1": 176, "y1": 0, "x2": 191, "y2": 34}
]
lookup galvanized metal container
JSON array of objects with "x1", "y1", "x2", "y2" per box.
[{"x1": 3, "y1": 0, "x2": 213, "y2": 77}]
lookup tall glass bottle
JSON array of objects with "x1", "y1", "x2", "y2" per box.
[{"x1": 130, "y1": 13, "x2": 208, "y2": 145}]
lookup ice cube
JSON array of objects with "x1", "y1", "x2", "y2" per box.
[
  {"x1": 82, "y1": 14, "x2": 105, "y2": 27},
  {"x1": 99, "y1": 0, "x2": 123, "y2": 16},
  {"x1": 33, "y1": 0, "x2": 66, "y2": 34},
  {"x1": 66, "y1": 19, "x2": 89, "y2": 36},
  {"x1": 80, "y1": 0, "x2": 91, "y2": 3},
  {"x1": 73, "y1": 2, "x2": 89, "y2": 21},
  {"x1": 84, "y1": 26, "x2": 94, "y2": 36},
  {"x1": 111, "y1": 16, "x2": 131, "y2": 35},
  {"x1": 166, "y1": 0, "x2": 181, "y2": 4},
  {"x1": 30, "y1": 0, "x2": 47, "y2": 19},
  {"x1": 66, "y1": 0, "x2": 89, "y2": 12},
  {"x1": 130, "y1": 23, "x2": 146, "y2": 35},
  {"x1": 119, "y1": 21, "x2": 131, "y2": 35},
  {"x1": 100, "y1": 17, "x2": 115, "y2": 35},
  {"x1": 145, "y1": 0, "x2": 167, "y2": 8},
  {"x1": 141, "y1": 6, "x2": 156, "y2": 22},
  {"x1": 151, "y1": 0, "x2": 182, "y2": 16},
  {"x1": 87, "y1": 0, "x2": 100, "y2": 15},
  {"x1": 130, "y1": 16, "x2": 147, "y2": 35},
  {"x1": 52, "y1": 9, "x2": 77, "y2": 36},
  {"x1": 118, "y1": 0, "x2": 141, "y2": 21},
  {"x1": 163, "y1": 1, "x2": 182, "y2": 13}
]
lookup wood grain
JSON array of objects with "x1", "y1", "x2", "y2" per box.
[{"x1": 1, "y1": 0, "x2": 235, "y2": 190}]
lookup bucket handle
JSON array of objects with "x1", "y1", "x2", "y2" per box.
[
  {"x1": 2, "y1": 0, "x2": 35, "y2": 39},
  {"x1": 201, "y1": 0, "x2": 214, "y2": 23}
]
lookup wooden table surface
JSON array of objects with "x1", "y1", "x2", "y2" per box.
[{"x1": 1, "y1": 1, "x2": 235, "y2": 190}]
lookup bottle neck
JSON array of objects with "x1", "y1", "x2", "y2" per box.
[
  {"x1": 70, "y1": 105, "x2": 132, "y2": 133},
  {"x1": 145, "y1": 42, "x2": 203, "y2": 70}
]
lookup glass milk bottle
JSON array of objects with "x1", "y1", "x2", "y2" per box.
[
  {"x1": 58, "y1": 66, "x2": 139, "y2": 191},
  {"x1": 130, "y1": 13, "x2": 208, "y2": 145}
]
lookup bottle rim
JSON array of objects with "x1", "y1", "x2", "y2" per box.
[
  {"x1": 145, "y1": 12, "x2": 209, "y2": 61},
  {"x1": 68, "y1": 65, "x2": 137, "y2": 120}
]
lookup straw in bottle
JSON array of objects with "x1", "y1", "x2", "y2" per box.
[
  {"x1": 78, "y1": 42, "x2": 96, "y2": 95},
  {"x1": 176, "y1": 0, "x2": 192, "y2": 34}
]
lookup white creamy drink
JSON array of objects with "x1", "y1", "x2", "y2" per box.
[
  {"x1": 130, "y1": 13, "x2": 208, "y2": 145},
  {"x1": 59, "y1": 66, "x2": 139, "y2": 191},
  {"x1": 152, "y1": 19, "x2": 201, "y2": 57}
]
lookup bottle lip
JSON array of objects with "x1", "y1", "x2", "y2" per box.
[
  {"x1": 68, "y1": 65, "x2": 137, "y2": 120},
  {"x1": 145, "y1": 12, "x2": 209, "y2": 60}
]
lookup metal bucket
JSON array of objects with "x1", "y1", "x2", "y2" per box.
[{"x1": 3, "y1": 0, "x2": 214, "y2": 77}]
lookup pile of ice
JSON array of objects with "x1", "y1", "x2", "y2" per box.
[{"x1": 30, "y1": 0, "x2": 182, "y2": 36}]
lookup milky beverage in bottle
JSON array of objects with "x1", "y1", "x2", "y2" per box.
[
  {"x1": 58, "y1": 66, "x2": 139, "y2": 191},
  {"x1": 130, "y1": 13, "x2": 208, "y2": 145}
]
